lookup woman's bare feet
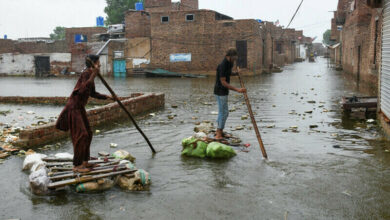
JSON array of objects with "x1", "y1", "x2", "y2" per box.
[
  {"x1": 73, "y1": 165, "x2": 91, "y2": 173},
  {"x1": 85, "y1": 163, "x2": 99, "y2": 168}
]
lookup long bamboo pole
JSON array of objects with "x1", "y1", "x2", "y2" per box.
[
  {"x1": 237, "y1": 72, "x2": 268, "y2": 159},
  {"x1": 87, "y1": 57, "x2": 156, "y2": 154}
]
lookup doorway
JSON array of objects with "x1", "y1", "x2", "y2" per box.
[
  {"x1": 34, "y1": 56, "x2": 50, "y2": 77},
  {"x1": 236, "y1": 40, "x2": 247, "y2": 68}
]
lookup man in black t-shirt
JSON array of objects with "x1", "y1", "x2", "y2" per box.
[{"x1": 214, "y1": 48, "x2": 246, "y2": 140}]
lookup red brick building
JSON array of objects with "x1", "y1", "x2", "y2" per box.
[
  {"x1": 122, "y1": 0, "x2": 310, "y2": 75},
  {"x1": 330, "y1": 0, "x2": 382, "y2": 91}
]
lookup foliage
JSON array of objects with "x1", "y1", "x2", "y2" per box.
[
  {"x1": 49, "y1": 26, "x2": 65, "y2": 40},
  {"x1": 322, "y1": 29, "x2": 332, "y2": 45},
  {"x1": 104, "y1": 0, "x2": 139, "y2": 25}
]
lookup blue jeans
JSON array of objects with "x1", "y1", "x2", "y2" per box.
[{"x1": 215, "y1": 95, "x2": 229, "y2": 130}]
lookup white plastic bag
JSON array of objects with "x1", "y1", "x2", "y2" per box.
[
  {"x1": 29, "y1": 167, "x2": 50, "y2": 195},
  {"x1": 30, "y1": 161, "x2": 46, "y2": 173},
  {"x1": 23, "y1": 153, "x2": 47, "y2": 171}
]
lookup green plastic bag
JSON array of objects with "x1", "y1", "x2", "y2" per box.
[
  {"x1": 206, "y1": 142, "x2": 236, "y2": 159},
  {"x1": 181, "y1": 137, "x2": 208, "y2": 158}
]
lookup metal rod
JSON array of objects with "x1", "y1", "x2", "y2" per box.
[{"x1": 237, "y1": 73, "x2": 268, "y2": 159}]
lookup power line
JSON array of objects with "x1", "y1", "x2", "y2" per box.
[{"x1": 278, "y1": 0, "x2": 304, "y2": 40}]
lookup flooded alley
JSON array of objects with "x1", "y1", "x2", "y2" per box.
[{"x1": 0, "y1": 58, "x2": 389, "y2": 219}]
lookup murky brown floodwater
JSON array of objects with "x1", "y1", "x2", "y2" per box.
[{"x1": 0, "y1": 58, "x2": 389, "y2": 219}]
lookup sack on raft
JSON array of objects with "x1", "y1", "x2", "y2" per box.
[
  {"x1": 119, "y1": 160, "x2": 136, "y2": 169},
  {"x1": 29, "y1": 167, "x2": 50, "y2": 195},
  {"x1": 181, "y1": 137, "x2": 208, "y2": 158},
  {"x1": 76, "y1": 178, "x2": 114, "y2": 193},
  {"x1": 117, "y1": 169, "x2": 151, "y2": 191},
  {"x1": 206, "y1": 142, "x2": 236, "y2": 159},
  {"x1": 112, "y1": 150, "x2": 135, "y2": 162},
  {"x1": 23, "y1": 153, "x2": 47, "y2": 171}
]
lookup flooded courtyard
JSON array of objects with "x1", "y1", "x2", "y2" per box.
[{"x1": 0, "y1": 58, "x2": 389, "y2": 219}]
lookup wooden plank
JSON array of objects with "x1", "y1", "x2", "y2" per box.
[
  {"x1": 48, "y1": 161, "x2": 121, "y2": 176},
  {"x1": 50, "y1": 166, "x2": 130, "y2": 181},
  {"x1": 48, "y1": 169, "x2": 137, "y2": 189},
  {"x1": 43, "y1": 156, "x2": 115, "y2": 162},
  {"x1": 46, "y1": 159, "x2": 120, "y2": 167}
]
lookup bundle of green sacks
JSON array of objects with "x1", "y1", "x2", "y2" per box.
[{"x1": 181, "y1": 137, "x2": 236, "y2": 159}]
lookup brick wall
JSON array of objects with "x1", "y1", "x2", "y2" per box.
[
  {"x1": 0, "y1": 40, "x2": 68, "y2": 54},
  {"x1": 149, "y1": 10, "x2": 263, "y2": 75},
  {"x1": 0, "y1": 95, "x2": 140, "y2": 105},
  {"x1": 341, "y1": 0, "x2": 380, "y2": 91},
  {"x1": 65, "y1": 27, "x2": 107, "y2": 52},
  {"x1": 13, "y1": 93, "x2": 165, "y2": 148},
  {"x1": 179, "y1": 0, "x2": 199, "y2": 10},
  {"x1": 145, "y1": 0, "x2": 198, "y2": 12},
  {"x1": 144, "y1": 0, "x2": 172, "y2": 12},
  {"x1": 262, "y1": 22, "x2": 274, "y2": 72},
  {"x1": 125, "y1": 11, "x2": 151, "y2": 38},
  {"x1": 71, "y1": 43, "x2": 90, "y2": 73},
  {"x1": 0, "y1": 39, "x2": 15, "y2": 54}
]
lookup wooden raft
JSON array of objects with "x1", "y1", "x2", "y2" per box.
[{"x1": 44, "y1": 157, "x2": 137, "y2": 190}]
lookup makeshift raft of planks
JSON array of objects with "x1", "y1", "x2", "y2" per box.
[
  {"x1": 42, "y1": 157, "x2": 137, "y2": 190},
  {"x1": 205, "y1": 131, "x2": 248, "y2": 148}
]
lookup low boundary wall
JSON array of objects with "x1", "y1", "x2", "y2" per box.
[{"x1": 11, "y1": 93, "x2": 165, "y2": 147}]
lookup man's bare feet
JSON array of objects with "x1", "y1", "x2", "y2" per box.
[{"x1": 215, "y1": 129, "x2": 223, "y2": 140}]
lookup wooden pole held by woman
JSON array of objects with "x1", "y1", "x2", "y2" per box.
[{"x1": 87, "y1": 58, "x2": 156, "y2": 154}]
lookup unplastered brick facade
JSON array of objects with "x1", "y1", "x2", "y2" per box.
[
  {"x1": 331, "y1": 0, "x2": 382, "y2": 92},
  {"x1": 148, "y1": 10, "x2": 263, "y2": 75},
  {"x1": 65, "y1": 27, "x2": 107, "y2": 52},
  {"x1": 125, "y1": 11, "x2": 151, "y2": 38},
  {"x1": 144, "y1": 0, "x2": 199, "y2": 12},
  {"x1": 261, "y1": 22, "x2": 306, "y2": 69}
]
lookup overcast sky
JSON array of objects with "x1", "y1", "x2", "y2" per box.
[{"x1": 0, "y1": 0, "x2": 338, "y2": 42}]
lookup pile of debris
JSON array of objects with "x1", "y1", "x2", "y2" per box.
[{"x1": 24, "y1": 150, "x2": 151, "y2": 195}]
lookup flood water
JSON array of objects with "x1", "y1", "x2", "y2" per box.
[{"x1": 0, "y1": 58, "x2": 389, "y2": 219}]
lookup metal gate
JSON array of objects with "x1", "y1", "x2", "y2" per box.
[
  {"x1": 113, "y1": 60, "x2": 126, "y2": 77},
  {"x1": 236, "y1": 40, "x2": 247, "y2": 68},
  {"x1": 35, "y1": 56, "x2": 50, "y2": 77},
  {"x1": 381, "y1": 0, "x2": 390, "y2": 118}
]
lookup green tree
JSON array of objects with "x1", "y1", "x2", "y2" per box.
[
  {"x1": 322, "y1": 29, "x2": 332, "y2": 45},
  {"x1": 104, "y1": 0, "x2": 139, "y2": 25},
  {"x1": 50, "y1": 26, "x2": 66, "y2": 40}
]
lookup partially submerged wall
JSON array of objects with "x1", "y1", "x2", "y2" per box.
[
  {"x1": 13, "y1": 93, "x2": 165, "y2": 147},
  {"x1": 0, "y1": 95, "x2": 142, "y2": 105}
]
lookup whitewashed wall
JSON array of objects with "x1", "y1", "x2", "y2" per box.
[{"x1": 0, "y1": 53, "x2": 71, "y2": 75}]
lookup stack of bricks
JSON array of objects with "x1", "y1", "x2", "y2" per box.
[{"x1": 13, "y1": 93, "x2": 165, "y2": 148}]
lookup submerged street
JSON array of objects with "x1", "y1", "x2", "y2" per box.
[{"x1": 0, "y1": 58, "x2": 389, "y2": 219}]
